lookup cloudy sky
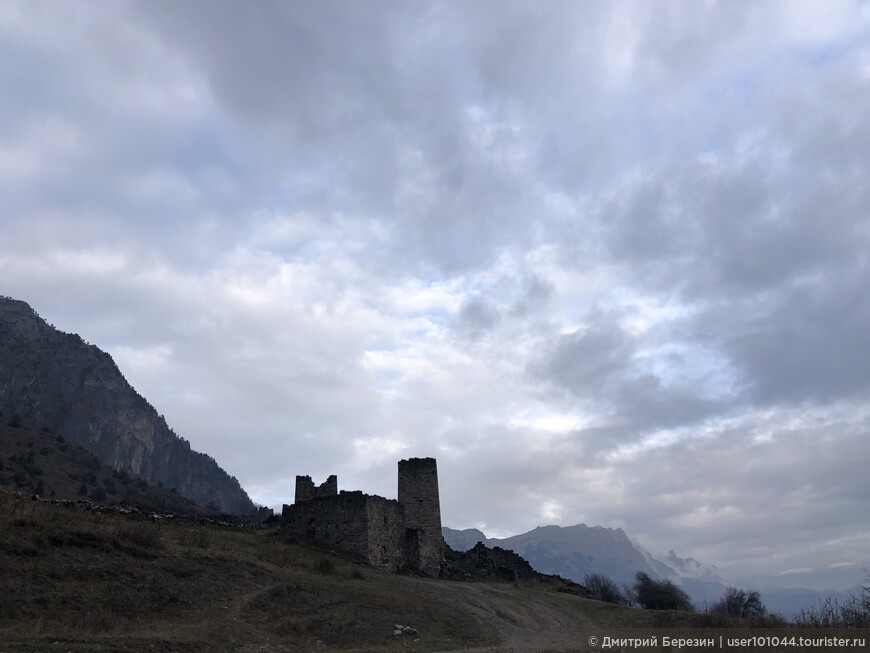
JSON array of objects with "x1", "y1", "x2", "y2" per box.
[{"x1": 2, "y1": 0, "x2": 869, "y2": 590}]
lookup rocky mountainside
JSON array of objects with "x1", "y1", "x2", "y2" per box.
[
  {"x1": 444, "y1": 524, "x2": 662, "y2": 588},
  {"x1": 0, "y1": 416, "x2": 210, "y2": 514},
  {"x1": 0, "y1": 297, "x2": 254, "y2": 514}
]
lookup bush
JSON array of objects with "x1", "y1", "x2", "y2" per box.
[
  {"x1": 711, "y1": 587, "x2": 766, "y2": 618},
  {"x1": 585, "y1": 573, "x2": 628, "y2": 605},
  {"x1": 634, "y1": 572, "x2": 694, "y2": 611}
]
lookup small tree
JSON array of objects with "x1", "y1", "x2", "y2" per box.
[
  {"x1": 585, "y1": 573, "x2": 628, "y2": 605},
  {"x1": 634, "y1": 572, "x2": 694, "y2": 611},
  {"x1": 711, "y1": 587, "x2": 766, "y2": 618}
]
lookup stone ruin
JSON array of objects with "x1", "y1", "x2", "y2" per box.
[{"x1": 281, "y1": 457, "x2": 444, "y2": 576}]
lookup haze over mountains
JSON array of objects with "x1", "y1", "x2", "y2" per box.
[
  {"x1": 0, "y1": 297, "x2": 254, "y2": 514},
  {"x1": 443, "y1": 525, "x2": 863, "y2": 618}
]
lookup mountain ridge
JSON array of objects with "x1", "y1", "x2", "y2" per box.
[
  {"x1": 0, "y1": 296, "x2": 254, "y2": 514},
  {"x1": 443, "y1": 524, "x2": 862, "y2": 617}
]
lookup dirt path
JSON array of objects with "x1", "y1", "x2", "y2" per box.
[{"x1": 423, "y1": 581, "x2": 596, "y2": 652}]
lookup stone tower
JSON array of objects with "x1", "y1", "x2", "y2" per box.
[{"x1": 398, "y1": 457, "x2": 443, "y2": 575}]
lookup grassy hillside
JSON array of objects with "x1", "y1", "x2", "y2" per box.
[
  {"x1": 0, "y1": 488, "x2": 723, "y2": 652},
  {"x1": 0, "y1": 414, "x2": 209, "y2": 514}
]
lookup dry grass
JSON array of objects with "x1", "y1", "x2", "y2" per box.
[
  {"x1": 1, "y1": 490, "x2": 746, "y2": 652},
  {"x1": 0, "y1": 491, "x2": 498, "y2": 652}
]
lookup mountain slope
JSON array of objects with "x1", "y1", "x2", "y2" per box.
[
  {"x1": 0, "y1": 297, "x2": 254, "y2": 514},
  {"x1": 445, "y1": 524, "x2": 662, "y2": 587},
  {"x1": 0, "y1": 415, "x2": 210, "y2": 513}
]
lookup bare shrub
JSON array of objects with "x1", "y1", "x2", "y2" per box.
[{"x1": 584, "y1": 573, "x2": 628, "y2": 605}]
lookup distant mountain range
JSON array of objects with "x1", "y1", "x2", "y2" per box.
[
  {"x1": 443, "y1": 525, "x2": 862, "y2": 617},
  {"x1": 443, "y1": 524, "x2": 719, "y2": 589},
  {"x1": 0, "y1": 297, "x2": 254, "y2": 514}
]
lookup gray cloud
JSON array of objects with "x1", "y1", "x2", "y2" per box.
[{"x1": 1, "y1": 0, "x2": 869, "y2": 591}]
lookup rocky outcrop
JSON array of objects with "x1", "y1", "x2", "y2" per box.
[
  {"x1": 0, "y1": 297, "x2": 254, "y2": 514},
  {"x1": 441, "y1": 542, "x2": 590, "y2": 597},
  {"x1": 442, "y1": 542, "x2": 540, "y2": 582}
]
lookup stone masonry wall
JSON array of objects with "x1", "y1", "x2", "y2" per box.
[
  {"x1": 282, "y1": 491, "x2": 405, "y2": 570},
  {"x1": 365, "y1": 496, "x2": 406, "y2": 570},
  {"x1": 295, "y1": 474, "x2": 338, "y2": 503},
  {"x1": 283, "y1": 491, "x2": 369, "y2": 561}
]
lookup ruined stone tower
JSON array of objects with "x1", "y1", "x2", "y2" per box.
[
  {"x1": 281, "y1": 457, "x2": 444, "y2": 576},
  {"x1": 398, "y1": 457, "x2": 443, "y2": 576}
]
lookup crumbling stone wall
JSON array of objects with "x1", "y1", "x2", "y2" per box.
[{"x1": 295, "y1": 474, "x2": 337, "y2": 503}]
